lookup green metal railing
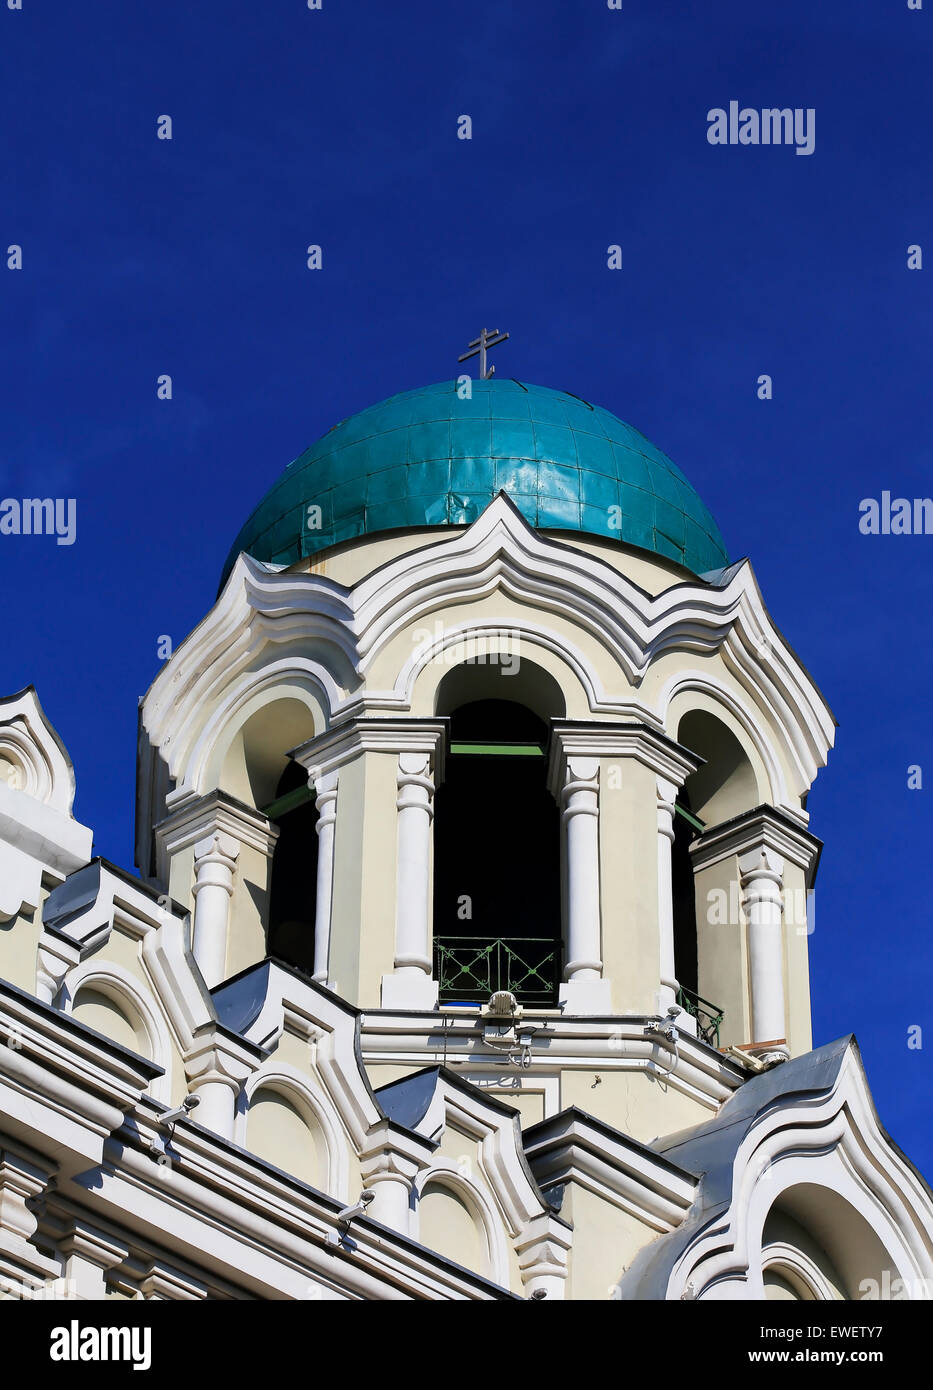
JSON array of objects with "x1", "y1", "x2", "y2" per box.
[
  {"x1": 434, "y1": 936, "x2": 560, "y2": 1006},
  {"x1": 676, "y1": 985, "x2": 725, "y2": 1049}
]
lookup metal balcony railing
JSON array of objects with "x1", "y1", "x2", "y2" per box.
[
  {"x1": 676, "y1": 985, "x2": 725, "y2": 1048},
  {"x1": 434, "y1": 936, "x2": 560, "y2": 1007}
]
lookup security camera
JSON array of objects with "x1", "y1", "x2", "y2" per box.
[
  {"x1": 159, "y1": 1095, "x2": 200, "y2": 1128},
  {"x1": 336, "y1": 1190, "x2": 375, "y2": 1226},
  {"x1": 486, "y1": 991, "x2": 519, "y2": 1017},
  {"x1": 529, "y1": 1288, "x2": 548, "y2": 1300}
]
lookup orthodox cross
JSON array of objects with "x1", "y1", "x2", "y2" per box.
[{"x1": 458, "y1": 327, "x2": 509, "y2": 379}]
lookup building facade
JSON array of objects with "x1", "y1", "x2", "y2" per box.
[{"x1": 1, "y1": 378, "x2": 931, "y2": 1301}]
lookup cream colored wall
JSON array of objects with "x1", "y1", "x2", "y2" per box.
[
  {"x1": 693, "y1": 855, "x2": 751, "y2": 1050},
  {"x1": 655, "y1": 663, "x2": 779, "y2": 804},
  {"x1": 247, "y1": 1089, "x2": 324, "y2": 1188},
  {"x1": 376, "y1": 594, "x2": 612, "y2": 717},
  {"x1": 166, "y1": 843, "x2": 197, "y2": 917},
  {"x1": 226, "y1": 843, "x2": 271, "y2": 979},
  {"x1": 364, "y1": 1060, "x2": 715, "y2": 1148},
  {"x1": 329, "y1": 751, "x2": 398, "y2": 1005},
  {"x1": 0, "y1": 901, "x2": 41, "y2": 994},
  {"x1": 782, "y1": 860, "x2": 813, "y2": 1056},
  {"x1": 290, "y1": 525, "x2": 691, "y2": 599},
  {"x1": 600, "y1": 755, "x2": 661, "y2": 1015},
  {"x1": 418, "y1": 1183, "x2": 483, "y2": 1273},
  {"x1": 250, "y1": 1029, "x2": 362, "y2": 1197},
  {"x1": 71, "y1": 988, "x2": 141, "y2": 1052},
  {"x1": 561, "y1": 1183, "x2": 661, "y2": 1300},
  {"x1": 560, "y1": 1067, "x2": 714, "y2": 1142}
]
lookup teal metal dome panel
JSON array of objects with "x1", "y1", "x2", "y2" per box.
[{"x1": 220, "y1": 379, "x2": 728, "y2": 586}]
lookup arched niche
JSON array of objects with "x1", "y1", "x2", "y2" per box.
[
  {"x1": 432, "y1": 661, "x2": 564, "y2": 1006},
  {"x1": 762, "y1": 1204, "x2": 846, "y2": 1300},
  {"x1": 763, "y1": 1267, "x2": 816, "y2": 1301},
  {"x1": 768, "y1": 1184, "x2": 900, "y2": 1302},
  {"x1": 71, "y1": 986, "x2": 147, "y2": 1057},
  {"x1": 245, "y1": 1085, "x2": 326, "y2": 1189},
  {"x1": 677, "y1": 709, "x2": 760, "y2": 828},
  {"x1": 417, "y1": 1179, "x2": 487, "y2": 1275},
  {"x1": 217, "y1": 698, "x2": 318, "y2": 811}
]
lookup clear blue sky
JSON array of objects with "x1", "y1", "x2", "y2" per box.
[{"x1": 2, "y1": 2, "x2": 931, "y2": 1175}]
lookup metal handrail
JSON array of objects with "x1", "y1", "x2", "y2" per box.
[
  {"x1": 434, "y1": 935, "x2": 560, "y2": 1005},
  {"x1": 676, "y1": 984, "x2": 725, "y2": 1048}
]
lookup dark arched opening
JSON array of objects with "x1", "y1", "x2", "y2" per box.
[
  {"x1": 432, "y1": 699, "x2": 561, "y2": 1005},
  {"x1": 266, "y1": 759, "x2": 318, "y2": 972}
]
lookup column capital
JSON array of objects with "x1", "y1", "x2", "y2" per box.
[
  {"x1": 515, "y1": 1212, "x2": 572, "y2": 1299},
  {"x1": 192, "y1": 829, "x2": 239, "y2": 877},
  {"x1": 154, "y1": 789, "x2": 278, "y2": 879},
  {"x1": 547, "y1": 719, "x2": 701, "y2": 796},
  {"x1": 291, "y1": 716, "x2": 449, "y2": 785},
  {"x1": 185, "y1": 1026, "x2": 264, "y2": 1093},
  {"x1": 359, "y1": 1121, "x2": 434, "y2": 1186},
  {"x1": 690, "y1": 804, "x2": 821, "y2": 877}
]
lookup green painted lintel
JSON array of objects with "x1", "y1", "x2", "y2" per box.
[{"x1": 449, "y1": 742, "x2": 544, "y2": 757}]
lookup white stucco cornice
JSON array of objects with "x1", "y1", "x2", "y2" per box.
[
  {"x1": 0, "y1": 978, "x2": 163, "y2": 1180},
  {"x1": 290, "y1": 716, "x2": 449, "y2": 782},
  {"x1": 690, "y1": 803, "x2": 822, "y2": 878},
  {"x1": 523, "y1": 1106, "x2": 698, "y2": 1232},
  {"x1": 138, "y1": 495, "x2": 835, "y2": 829},
  {"x1": 547, "y1": 719, "x2": 703, "y2": 795}
]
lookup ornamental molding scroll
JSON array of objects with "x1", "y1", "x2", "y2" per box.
[{"x1": 0, "y1": 687, "x2": 78, "y2": 815}]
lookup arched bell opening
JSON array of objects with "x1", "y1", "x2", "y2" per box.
[
  {"x1": 265, "y1": 758, "x2": 319, "y2": 973},
  {"x1": 672, "y1": 710, "x2": 761, "y2": 1048},
  {"x1": 432, "y1": 663, "x2": 564, "y2": 1007}
]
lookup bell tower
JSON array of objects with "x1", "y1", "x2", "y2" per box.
[{"x1": 136, "y1": 378, "x2": 834, "y2": 1139}]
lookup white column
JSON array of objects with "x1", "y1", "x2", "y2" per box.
[
  {"x1": 739, "y1": 846, "x2": 788, "y2": 1057},
  {"x1": 381, "y1": 751, "x2": 438, "y2": 1010},
  {"x1": 312, "y1": 771, "x2": 338, "y2": 984},
  {"x1": 360, "y1": 1126, "x2": 431, "y2": 1236},
  {"x1": 191, "y1": 831, "x2": 239, "y2": 989},
  {"x1": 559, "y1": 756, "x2": 611, "y2": 1014},
  {"x1": 185, "y1": 1034, "x2": 259, "y2": 1141},
  {"x1": 656, "y1": 775, "x2": 678, "y2": 1014}
]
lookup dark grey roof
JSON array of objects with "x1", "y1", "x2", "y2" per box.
[{"x1": 618, "y1": 1036, "x2": 857, "y2": 1299}]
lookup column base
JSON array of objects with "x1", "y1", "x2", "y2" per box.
[
  {"x1": 380, "y1": 972, "x2": 439, "y2": 1011},
  {"x1": 559, "y1": 977, "x2": 612, "y2": 1015}
]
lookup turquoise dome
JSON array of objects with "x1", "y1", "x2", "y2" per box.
[{"x1": 220, "y1": 379, "x2": 728, "y2": 586}]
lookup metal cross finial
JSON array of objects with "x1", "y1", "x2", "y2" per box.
[{"x1": 458, "y1": 327, "x2": 509, "y2": 380}]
